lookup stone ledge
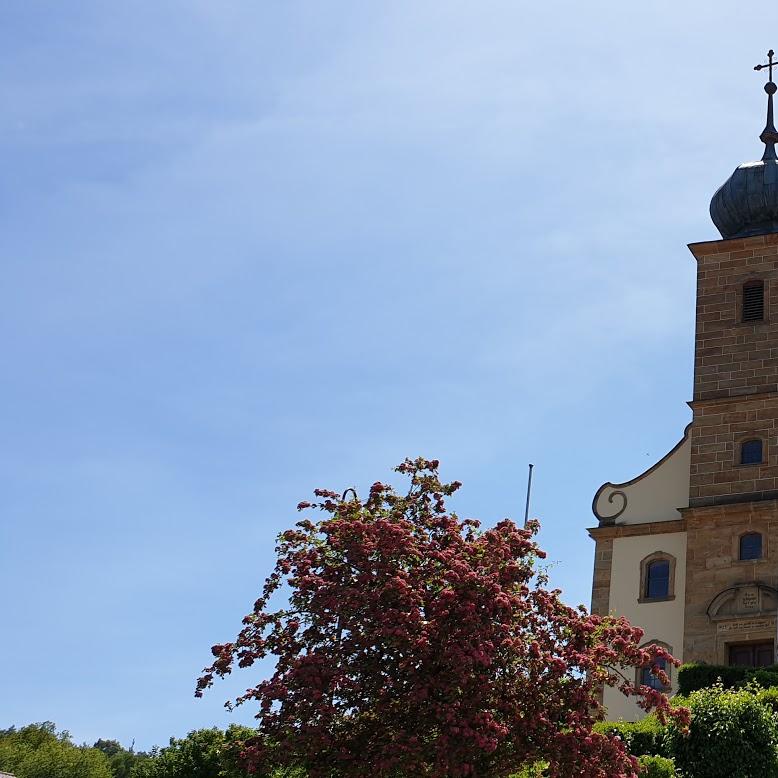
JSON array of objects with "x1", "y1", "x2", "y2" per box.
[
  {"x1": 637, "y1": 595, "x2": 676, "y2": 604},
  {"x1": 587, "y1": 518, "x2": 686, "y2": 541},
  {"x1": 688, "y1": 491, "x2": 778, "y2": 508},
  {"x1": 688, "y1": 232, "x2": 778, "y2": 259}
]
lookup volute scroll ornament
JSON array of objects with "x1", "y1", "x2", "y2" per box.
[{"x1": 592, "y1": 488, "x2": 627, "y2": 525}]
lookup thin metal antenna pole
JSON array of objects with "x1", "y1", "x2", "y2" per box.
[{"x1": 523, "y1": 463, "x2": 534, "y2": 529}]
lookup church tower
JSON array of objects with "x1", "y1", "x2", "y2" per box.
[{"x1": 588, "y1": 51, "x2": 778, "y2": 721}]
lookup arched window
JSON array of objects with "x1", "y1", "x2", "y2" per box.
[
  {"x1": 640, "y1": 657, "x2": 668, "y2": 690},
  {"x1": 637, "y1": 640, "x2": 672, "y2": 691},
  {"x1": 741, "y1": 439, "x2": 764, "y2": 465},
  {"x1": 740, "y1": 532, "x2": 763, "y2": 561},
  {"x1": 743, "y1": 280, "x2": 765, "y2": 322},
  {"x1": 645, "y1": 560, "x2": 670, "y2": 599},
  {"x1": 639, "y1": 552, "x2": 676, "y2": 603}
]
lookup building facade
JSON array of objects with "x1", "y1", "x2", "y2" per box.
[{"x1": 589, "y1": 56, "x2": 778, "y2": 721}]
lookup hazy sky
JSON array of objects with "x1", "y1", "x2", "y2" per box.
[{"x1": 2, "y1": 0, "x2": 775, "y2": 750}]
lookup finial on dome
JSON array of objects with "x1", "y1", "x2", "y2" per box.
[
  {"x1": 754, "y1": 49, "x2": 778, "y2": 161},
  {"x1": 709, "y1": 51, "x2": 778, "y2": 240}
]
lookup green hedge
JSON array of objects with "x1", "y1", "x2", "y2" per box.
[
  {"x1": 637, "y1": 755, "x2": 676, "y2": 777},
  {"x1": 665, "y1": 684, "x2": 778, "y2": 777},
  {"x1": 593, "y1": 716, "x2": 665, "y2": 757},
  {"x1": 677, "y1": 662, "x2": 778, "y2": 695}
]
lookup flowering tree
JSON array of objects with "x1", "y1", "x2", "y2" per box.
[{"x1": 197, "y1": 458, "x2": 688, "y2": 777}]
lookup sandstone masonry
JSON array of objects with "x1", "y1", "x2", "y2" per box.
[
  {"x1": 678, "y1": 233, "x2": 778, "y2": 662},
  {"x1": 689, "y1": 233, "x2": 778, "y2": 507}
]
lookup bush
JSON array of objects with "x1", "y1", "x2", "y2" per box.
[
  {"x1": 752, "y1": 668, "x2": 778, "y2": 689},
  {"x1": 510, "y1": 764, "x2": 546, "y2": 777},
  {"x1": 593, "y1": 716, "x2": 665, "y2": 757},
  {"x1": 638, "y1": 755, "x2": 675, "y2": 777},
  {"x1": 676, "y1": 663, "x2": 743, "y2": 694},
  {"x1": 512, "y1": 755, "x2": 674, "y2": 777},
  {"x1": 758, "y1": 686, "x2": 778, "y2": 714},
  {"x1": 664, "y1": 683, "x2": 778, "y2": 777},
  {"x1": 677, "y1": 662, "x2": 778, "y2": 695}
]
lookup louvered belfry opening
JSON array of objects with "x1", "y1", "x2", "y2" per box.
[{"x1": 743, "y1": 280, "x2": 765, "y2": 322}]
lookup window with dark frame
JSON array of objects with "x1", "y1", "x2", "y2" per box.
[
  {"x1": 743, "y1": 280, "x2": 765, "y2": 322},
  {"x1": 644, "y1": 560, "x2": 670, "y2": 599},
  {"x1": 640, "y1": 658, "x2": 668, "y2": 690},
  {"x1": 741, "y1": 439, "x2": 763, "y2": 465},
  {"x1": 740, "y1": 532, "x2": 763, "y2": 561}
]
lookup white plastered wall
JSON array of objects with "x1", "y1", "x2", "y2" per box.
[
  {"x1": 603, "y1": 531, "x2": 687, "y2": 722},
  {"x1": 593, "y1": 435, "x2": 690, "y2": 525}
]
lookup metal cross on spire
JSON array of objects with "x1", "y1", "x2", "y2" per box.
[
  {"x1": 755, "y1": 49, "x2": 776, "y2": 83},
  {"x1": 755, "y1": 49, "x2": 778, "y2": 161}
]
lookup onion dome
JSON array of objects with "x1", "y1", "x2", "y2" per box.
[{"x1": 710, "y1": 50, "x2": 778, "y2": 240}]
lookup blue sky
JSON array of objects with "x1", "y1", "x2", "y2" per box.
[{"x1": 1, "y1": 0, "x2": 775, "y2": 751}]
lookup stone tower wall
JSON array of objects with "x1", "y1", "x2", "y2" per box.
[
  {"x1": 684, "y1": 233, "x2": 778, "y2": 662},
  {"x1": 689, "y1": 233, "x2": 778, "y2": 507}
]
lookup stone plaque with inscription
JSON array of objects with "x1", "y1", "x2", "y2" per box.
[
  {"x1": 737, "y1": 587, "x2": 760, "y2": 613},
  {"x1": 717, "y1": 618, "x2": 775, "y2": 635}
]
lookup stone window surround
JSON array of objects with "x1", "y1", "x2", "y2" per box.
[
  {"x1": 733, "y1": 529, "x2": 767, "y2": 564},
  {"x1": 736, "y1": 275, "x2": 770, "y2": 325},
  {"x1": 638, "y1": 551, "x2": 677, "y2": 604},
  {"x1": 635, "y1": 639, "x2": 673, "y2": 691}
]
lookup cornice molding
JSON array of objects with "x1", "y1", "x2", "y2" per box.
[
  {"x1": 689, "y1": 390, "x2": 778, "y2": 410},
  {"x1": 587, "y1": 518, "x2": 687, "y2": 541},
  {"x1": 687, "y1": 231, "x2": 778, "y2": 260}
]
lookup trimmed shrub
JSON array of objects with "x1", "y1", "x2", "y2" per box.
[
  {"x1": 593, "y1": 716, "x2": 665, "y2": 757},
  {"x1": 752, "y1": 668, "x2": 778, "y2": 688},
  {"x1": 638, "y1": 755, "x2": 675, "y2": 777},
  {"x1": 677, "y1": 663, "x2": 744, "y2": 695},
  {"x1": 677, "y1": 662, "x2": 778, "y2": 695},
  {"x1": 664, "y1": 683, "x2": 778, "y2": 777}
]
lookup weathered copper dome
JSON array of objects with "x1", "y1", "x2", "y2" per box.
[
  {"x1": 710, "y1": 157, "x2": 778, "y2": 239},
  {"x1": 710, "y1": 54, "x2": 778, "y2": 240}
]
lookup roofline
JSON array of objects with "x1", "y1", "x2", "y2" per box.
[
  {"x1": 688, "y1": 231, "x2": 778, "y2": 259},
  {"x1": 591, "y1": 423, "x2": 692, "y2": 524}
]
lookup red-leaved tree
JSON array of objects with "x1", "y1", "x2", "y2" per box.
[{"x1": 197, "y1": 458, "x2": 688, "y2": 777}]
